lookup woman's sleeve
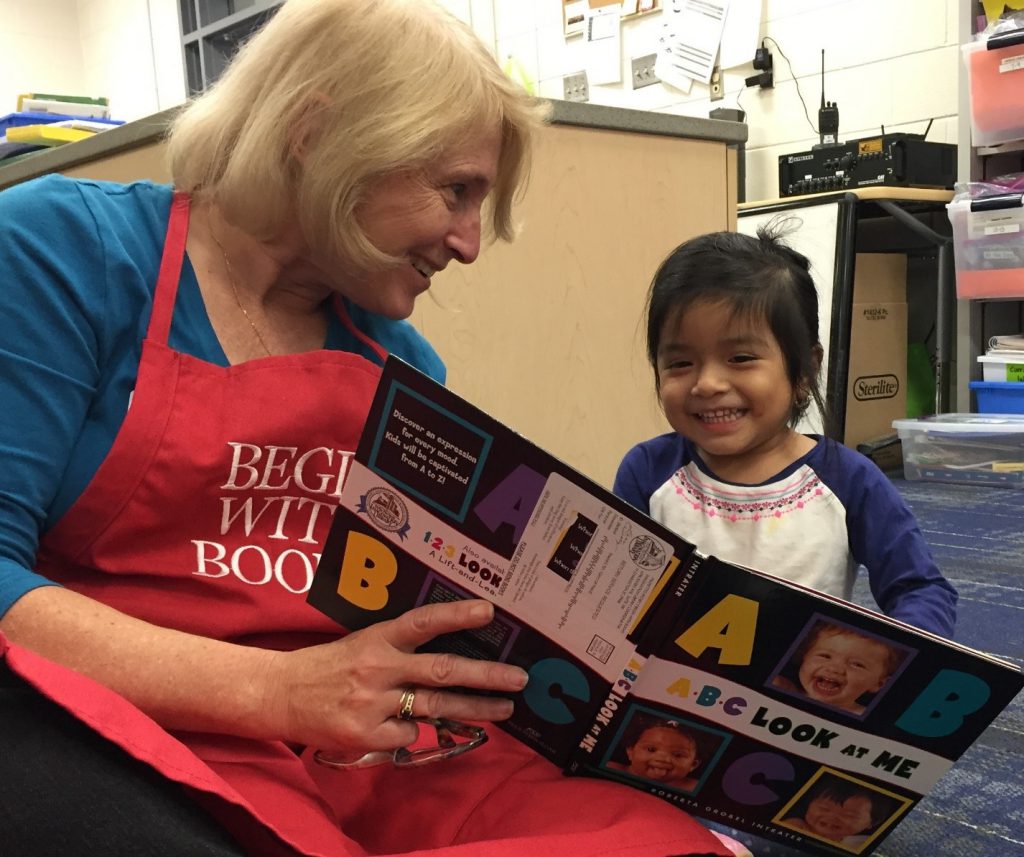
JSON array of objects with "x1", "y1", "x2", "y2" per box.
[{"x1": 0, "y1": 179, "x2": 109, "y2": 616}]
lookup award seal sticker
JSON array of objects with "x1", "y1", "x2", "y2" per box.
[
  {"x1": 358, "y1": 487, "x2": 411, "y2": 540},
  {"x1": 628, "y1": 534, "x2": 666, "y2": 571}
]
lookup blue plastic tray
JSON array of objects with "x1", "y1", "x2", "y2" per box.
[{"x1": 970, "y1": 380, "x2": 1024, "y2": 414}]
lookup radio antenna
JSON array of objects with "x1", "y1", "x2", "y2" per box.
[{"x1": 820, "y1": 50, "x2": 826, "y2": 113}]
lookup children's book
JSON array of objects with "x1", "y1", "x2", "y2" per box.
[{"x1": 308, "y1": 356, "x2": 1023, "y2": 857}]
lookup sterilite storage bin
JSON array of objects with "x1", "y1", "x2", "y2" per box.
[
  {"x1": 947, "y1": 193, "x2": 1024, "y2": 298},
  {"x1": 978, "y1": 353, "x2": 1024, "y2": 382},
  {"x1": 962, "y1": 27, "x2": 1024, "y2": 147},
  {"x1": 892, "y1": 413, "x2": 1024, "y2": 487}
]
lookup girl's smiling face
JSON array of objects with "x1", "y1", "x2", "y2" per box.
[{"x1": 656, "y1": 299, "x2": 809, "y2": 482}]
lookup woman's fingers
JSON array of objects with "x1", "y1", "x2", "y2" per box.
[
  {"x1": 401, "y1": 649, "x2": 527, "y2": 695},
  {"x1": 382, "y1": 598, "x2": 497, "y2": 650},
  {"x1": 378, "y1": 599, "x2": 529, "y2": 695},
  {"x1": 391, "y1": 685, "x2": 516, "y2": 723}
]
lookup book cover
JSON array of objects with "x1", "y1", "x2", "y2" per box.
[{"x1": 308, "y1": 356, "x2": 1023, "y2": 854}]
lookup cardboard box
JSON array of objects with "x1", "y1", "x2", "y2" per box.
[{"x1": 844, "y1": 254, "x2": 907, "y2": 449}]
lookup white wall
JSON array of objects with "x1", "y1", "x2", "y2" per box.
[
  {"x1": 489, "y1": 0, "x2": 962, "y2": 202},
  {"x1": 0, "y1": 0, "x2": 86, "y2": 112},
  {"x1": 5, "y1": 0, "x2": 962, "y2": 203},
  {"x1": 2, "y1": 0, "x2": 185, "y2": 123}
]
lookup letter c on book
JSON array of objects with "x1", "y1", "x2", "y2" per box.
[
  {"x1": 522, "y1": 657, "x2": 590, "y2": 725},
  {"x1": 720, "y1": 751, "x2": 795, "y2": 805}
]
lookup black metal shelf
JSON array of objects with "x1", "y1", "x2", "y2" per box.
[{"x1": 178, "y1": 0, "x2": 283, "y2": 95}]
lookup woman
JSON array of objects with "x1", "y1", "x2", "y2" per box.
[{"x1": 0, "y1": 1, "x2": 736, "y2": 854}]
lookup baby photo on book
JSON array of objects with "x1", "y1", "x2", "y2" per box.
[{"x1": 768, "y1": 615, "x2": 915, "y2": 718}]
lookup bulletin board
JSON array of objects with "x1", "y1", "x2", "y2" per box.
[{"x1": 563, "y1": 0, "x2": 661, "y2": 37}]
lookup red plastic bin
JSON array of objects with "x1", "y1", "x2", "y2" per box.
[{"x1": 962, "y1": 27, "x2": 1024, "y2": 147}]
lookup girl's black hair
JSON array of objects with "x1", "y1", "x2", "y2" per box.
[{"x1": 644, "y1": 222, "x2": 828, "y2": 431}]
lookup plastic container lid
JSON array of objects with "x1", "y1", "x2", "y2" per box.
[
  {"x1": 979, "y1": 353, "x2": 1024, "y2": 362},
  {"x1": 893, "y1": 413, "x2": 1024, "y2": 433}
]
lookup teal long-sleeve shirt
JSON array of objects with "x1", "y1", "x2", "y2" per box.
[{"x1": 0, "y1": 175, "x2": 444, "y2": 616}]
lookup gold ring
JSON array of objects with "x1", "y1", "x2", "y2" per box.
[{"x1": 397, "y1": 687, "x2": 416, "y2": 721}]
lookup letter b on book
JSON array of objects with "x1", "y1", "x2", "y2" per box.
[
  {"x1": 336, "y1": 531, "x2": 398, "y2": 610},
  {"x1": 896, "y1": 669, "x2": 991, "y2": 738}
]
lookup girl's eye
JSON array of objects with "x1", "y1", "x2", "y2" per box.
[
  {"x1": 730, "y1": 353, "x2": 757, "y2": 364},
  {"x1": 661, "y1": 359, "x2": 692, "y2": 371}
]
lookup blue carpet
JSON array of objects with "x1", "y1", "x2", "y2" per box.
[{"x1": 712, "y1": 477, "x2": 1024, "y2": 856}]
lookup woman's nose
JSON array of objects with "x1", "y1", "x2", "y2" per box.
[{"x1": 446, "y1": 208, "x2": 482, "y2": 264}]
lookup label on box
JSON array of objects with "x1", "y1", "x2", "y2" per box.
[
  {"x1": 999, "y1": 53, "x2": 1024, "y2": 73},
  {"x1": 1008, "y1": 364, "x2": 1024, "y2": 382},
  {"x1": 985, "y1": 223, "x2": 1021, "y2": 236},
  {"x1": 968, "y1": 207, "x2": 1024, "y2": 240}
]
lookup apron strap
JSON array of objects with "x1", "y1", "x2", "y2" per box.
[
  {"x1": 333, "y1": 295, "x2": 390, "y2": 364},
  {"x1": 146, "y1": 192, "x2": 191, "y2": 345}
]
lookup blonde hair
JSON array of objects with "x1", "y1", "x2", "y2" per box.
[{"x1": 167, "y1": 0, "x2": 546, "y2": 270}]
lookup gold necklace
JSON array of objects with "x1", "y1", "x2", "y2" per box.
[{"x1": 211, "y1": 227, "x2": 274, "y2": 358}]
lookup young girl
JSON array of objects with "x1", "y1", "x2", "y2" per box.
[{"x1": 614, "y1": 228, "x2": 957, "y2": 637}]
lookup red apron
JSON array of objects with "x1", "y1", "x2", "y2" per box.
[{"x1": 4, "y1": 194, "x2": 730, "y2": 857}]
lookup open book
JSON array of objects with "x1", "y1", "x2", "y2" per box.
[{"x1": 308, "y1": 356, "x2": 1023, "y2": 857}]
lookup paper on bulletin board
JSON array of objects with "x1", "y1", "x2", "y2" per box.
[
  {"x1": 718, "y1": 0, "x2": 761, "y2": 69},
  {"x1": 564, "y1": 0, "x2": 589, "y2": 37},
  {"x1": 564, "y1": 0, "x2": 661, "y2": 38},
  {"x1": 585, "y1": 4, "x2": 622, "y2": 84},
  {"x1": 656, "y1": 0, "x2": 729, "y2": 88}
]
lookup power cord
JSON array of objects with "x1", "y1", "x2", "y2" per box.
[{"x1": 761, "y1": 36, "x2": 818, "y2": 137}]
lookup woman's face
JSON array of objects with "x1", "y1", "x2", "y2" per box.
[{"x1": 341, "y1": 125, "x2": 502, "y2": 319}]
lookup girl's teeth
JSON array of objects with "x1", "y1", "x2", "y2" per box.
[{"x1": 699, "y1": 409, "x2": 743, "y2": 423}]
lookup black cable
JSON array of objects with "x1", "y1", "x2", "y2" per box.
[{"x1": 761, "y1": 36, "x2": 817, "y2": 136}]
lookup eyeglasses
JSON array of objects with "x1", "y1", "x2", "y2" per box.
[{"x1": 313, "y1": 717, "x2": 488, "y2": 770}]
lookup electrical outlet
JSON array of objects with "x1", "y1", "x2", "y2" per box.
[
  {"x1": 563, "y1": 70, "x2": 589, "y2": 103},
  {"x1": 631, "y1": 54, "x2": 659, "y2": 89},
  {"x1": 710, "y1": 65, "x2": 724, "y2": 101}
]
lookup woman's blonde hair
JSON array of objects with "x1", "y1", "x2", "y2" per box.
[{"x1": 167, "y1": 0, "x2": 546, "y2": 270}]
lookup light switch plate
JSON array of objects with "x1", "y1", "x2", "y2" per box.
[
  {"x1": 631, "y1": 54, "x2": 659, "y2": 89},
  {"x1": 563, "y1": 70, "x2": 589, "y2": 102}
]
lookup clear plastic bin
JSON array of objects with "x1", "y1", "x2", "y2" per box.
[
  {"x1": 947, "y1": 194, "x2": 1024, "y2": 298},
  {"x1": 892, "y1": 413, "x2": 1024, "y2": 487}
]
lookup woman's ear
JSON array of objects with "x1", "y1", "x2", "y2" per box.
[{"x1": 289, "y1": 93, "x2": 331, "y2": 164}]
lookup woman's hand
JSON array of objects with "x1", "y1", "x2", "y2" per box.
[{"x1": 266, "y1": 599, "x2": 528, "y2": 755}]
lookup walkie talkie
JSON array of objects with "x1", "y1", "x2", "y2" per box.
[{"x1": 818, "y1": 49, "x2": 839, "y2": 146}]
